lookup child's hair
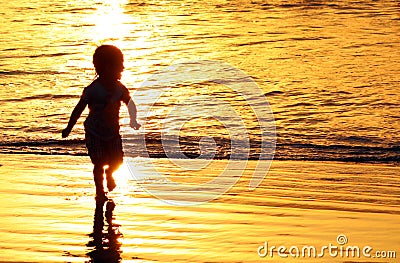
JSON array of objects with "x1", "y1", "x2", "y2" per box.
[{"x1": 93, "y1": 45, "x2": 124, "y2": 76}]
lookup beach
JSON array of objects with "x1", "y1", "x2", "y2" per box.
[
  {"x1": 1, "y1": 1, "x2": 399, "y2": 262},
  {"x1": 0, "y1": 154, "x2": 398, "y2": 262}
]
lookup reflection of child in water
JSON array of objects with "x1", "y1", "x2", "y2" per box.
[
  {"x1": 62, "y1": 45, "x2": 140, "y2": 201},
  {"x1": 87, "y1": 199, "x2": 122, "y2": 263}
]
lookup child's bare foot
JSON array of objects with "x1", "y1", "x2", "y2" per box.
[{"x1": 107, "y1": 178, "x2": 116, "y2": 192}]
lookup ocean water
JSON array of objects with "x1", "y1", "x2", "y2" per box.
[{"x1": 1, "y1": 0, "x2": 399, "y2": 163}]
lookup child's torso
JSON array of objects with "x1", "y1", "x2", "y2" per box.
[{"x1": 83, "y1": 79, "x2": 128, "y2": 140}]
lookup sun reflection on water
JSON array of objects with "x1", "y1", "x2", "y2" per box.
[
  {"x1": 112, "y1": 162, "x2": 134, "y2": 191},
  {"x1": 89, "y1": 0, "x2": 130, "y2": 46},
  {"x1": 85, "y1": 0, "x2": 158, "y2": 90}
]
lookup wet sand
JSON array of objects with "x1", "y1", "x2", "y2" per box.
[{"x1": 0, "y1": 154, "x2": 399, "y2": 262}]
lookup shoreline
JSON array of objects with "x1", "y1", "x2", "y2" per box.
[{"x1": 1, "y1": 151, "x2": 399, "y2": 166}]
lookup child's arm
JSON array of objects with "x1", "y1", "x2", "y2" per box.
[
  {"x1": 62, "y1": 98, "x2": 87, "y2": 138},
  {"x1": 127, "y1": 98, "x2": 141, "y2": 130}
]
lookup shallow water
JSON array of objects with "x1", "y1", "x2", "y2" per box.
[
  {"x1": 0, "y1": 0, "x2": 399, "y2": 162},
  {"x1": 0, "y1": 154, "x2": 399, "y2": 262}
]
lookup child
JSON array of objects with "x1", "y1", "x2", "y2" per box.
[{"x1": 62, "y1": 45, "x2": 141, "y2": 202}]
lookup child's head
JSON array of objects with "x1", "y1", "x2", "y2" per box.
[{"x1": 93, "y1": 45, "x2": 124, "y2": 80}]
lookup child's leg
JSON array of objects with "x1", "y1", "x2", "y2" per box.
[
  {"x1": 104, "y1": 136, "x2": 123, "y2": 192},
  {"x1": 105, "y1": 163, "x2": 119, "y2": 192},
  {"x1": 93, "y1": 164, "x2": 105, "y2": 196}
]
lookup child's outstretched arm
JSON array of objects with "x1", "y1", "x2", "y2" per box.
[
  {"x1": 62, "y1": 98, "x2": 87, "y2": 138},
  {"x1": 127, "y1": 98, "x2": 141, "y2": 130}
]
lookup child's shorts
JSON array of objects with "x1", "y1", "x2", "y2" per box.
[{"x1": 85, "y1": 133, "x2": 123, "y2": 167}]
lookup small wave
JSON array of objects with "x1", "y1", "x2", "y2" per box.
[
  {"x1": 0, "y1": 139, "x2": 83, "y2": 146},
  {"x1": 0, "y1": 139, "x2": 87, "y2": 157},
  {"x1": 289, "y1": 36, "x2": 332, "y2": 41},
  {"x1": 262, "y1": 2, "x2": 339, "y2": 10},
  {"x1": 28, "y1": 52, "x2": 75, "y2": 58},
  {"x1": 0, "y1": 52, "x2": 77, "y2": 60},
  {"x1": 0, "y1": 94, "x2": 78, "y2": 103},
  {"x1": 64, "y1": 7, "x2": 96, "y2": 13},
  {"x1": 286, "y1": 102, "x2": 314, "y2": 107},
  {"x1": 0, "y1": 70, "x2": 62, "y2": 76},
  {"x1": 277, "y1": 142, "x2": 400, "y2": 163},
  {"x1": 264, "y1": 90, "x2": 284, "y2": 96},
  {"x1": 0, "y1": 136, "x2": 398, "y2": 164},
  {"x1": 234, "y1": 40, "x2": 278, "y2": 47},
  {"x1": 126, "y1": 2, "x2": 149, "y2": 7}
]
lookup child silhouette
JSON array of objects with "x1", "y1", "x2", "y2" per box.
[{"x1": 62, "y1": 45, "x2": 140, "y2": 201}]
